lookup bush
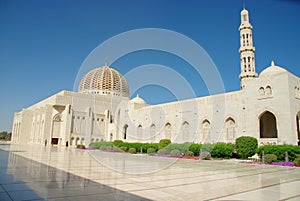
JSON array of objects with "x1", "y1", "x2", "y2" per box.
[
  {"x1": 170, "y1": 149, "x2": 181, "y2": 156},
  {"x1": 157, "y1": 148, "x2": 169, "y2": 155},
  {"x1": 189, "y1": 144, "x2": 202, "y2": 156},
  {"x1": 257, "y1": 145, "x2": 300, "y2": 162},
  {"x1": 184, "y1": 151, "x2": 194, "y2": 157},
  {"x1": 76, "y1": 144, "x2": 85, "y2": 149},
  {"x1": 211, "y1": 143, "x2": 235, "y2": 159},
  {"x1": 89, "y1": 141, "x2": 112, "y2": 149},
  {"x1": 200, "y1": 151, "x2": 211, "y2": 160},
  {"x1": 158, "y1": 139, "x2": 171, "y2": 150},
  {"x1": 113, "y1": 140, "x2": 123, "y2": 147},
  {"x1": 264, "y1": 154, "x2": 277, "y2": 163},
  {"x1": 235, "y1": 136, "x2": 258, "y2": 159},
  {"x1": 119, "y1": 146, "x2": 128, "y2": 152},
  {"x1": 294, "y1": 156, "x2": 300, "y2": 167},
  {"x1": 100, "y1": 145, "x2": 112, "y2": 151},
  {"x1": 164, "y1": 143, "x2": 190, "y2": 154},
  {"x1": 128, "y1": 147, "x2": 136, "y2": 154},
  {"x1": 147, "y1": 148, "x2": 156, "y2": 155}
]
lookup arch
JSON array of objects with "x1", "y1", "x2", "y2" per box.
[
  {"x1": 52, "y1": 113, "x2": 62, "y2": 145},
  {"x1": 75, "y1": 137, "x2": 80, "y2": 145},
  {"x1": 137, "y1": 125, "x2": 143, "y2": 140},
  {"x1": 164, "y1": 122, "x2": 172, "y2": 139},
  {"x1": 296, "y1": 112, "x2": 300, "y2": 145},
  {"x1": 259, "y1": 87, "x2": 265, "y2": 96},
  {"x1": 259, "y1": 111, "x2": 277, "y2": 138},
  {"x1": 123, "y1": 124, "x2": 128, "y2": 140},
  {"x1": 202, "y1": 119, "x2": 210, "y2": 142},
  {"x1": 225, "y1": 117, "x2": 235, "y2": 140},
  {"x1": 266, "y1": 85, "x2": 272, "y2": 95},
  {"x1": 182, "y1": 121, "x2": 190, "y2": 142},
  {"x1": 70, "y1": 137, "x2": 74, "y2": 146},
  {"x1": 150, "y1": 124, "x2": 156, "y2": 142}
]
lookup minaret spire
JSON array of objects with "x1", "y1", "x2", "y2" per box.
[
  {"x1": 105, "y1": 57, "x2": 108, "y2": 66},
  {"x1": 239, "y1": 8, "x2": 258, "y2": 89}
]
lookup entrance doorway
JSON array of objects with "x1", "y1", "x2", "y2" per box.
[{"x1": 51, "y1": 138, "x2": 58, "y2": 145}]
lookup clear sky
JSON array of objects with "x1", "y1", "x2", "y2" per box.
[{"x1": 0, "y1": 0, "x2": 299, "y2": 132}]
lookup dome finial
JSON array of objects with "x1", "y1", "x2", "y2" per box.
[
  {"x1": 137, "y1": 93, "x2": 139, "y2": 98},
  {"x1": 271, "y1": 60, "x2": 275, "y2": 66}
]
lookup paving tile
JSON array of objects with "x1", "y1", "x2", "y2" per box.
[{"x1": 0, "y1": 192, "x2": 12, "y2": 201}]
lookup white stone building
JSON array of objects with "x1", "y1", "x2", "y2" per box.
[{"x1": 11, "y1": 9, "x2": 300, "y2": 147}]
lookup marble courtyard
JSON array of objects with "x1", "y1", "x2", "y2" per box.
[{"x1": 1, "y1": 144, "x2": 300, "y2": 201}]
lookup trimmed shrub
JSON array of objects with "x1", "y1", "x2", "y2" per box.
[
  {"x1": 211, "y1": 143, "x2": 235, "y2": 159},
  {"x1": 200, "y1": 151, "x2": 212, "y2": 160},
  {"x1": 128, "y1": 147, "x2": 136, "y2": 154},
  {"x1": 157, "y1": 148, "x2": 169, "y2": 155},
  {"x1": 294, "y1": 156, "x2": 300, "y2": 167},
  {"x1": 119, "y1": 146, "x2": 128, "y2": 152},
  {"x1": 184, "y1": 151, "x2": 194, "y2": 157},
  {"x1": 189, "y1": 144, "x2": 202, "y2": 156},
  {"x1": 76, "y1": 144, "x2": 85, "y2": 149},
  {"x1": 158, "y1": 139, "x2": 171, "y2": 150},
  {"x1": 257, "y1": 145, "x2": 300, "y2": 162},
  {"x1": 147, "y1": 148, "x2": 156, "y2": 155},
  {"x1": 235, "y1": 136, "x2": 258, "y2": 159},
  {"x1": 170, "y1": 149, "x2": 181, "y2": 156},
  {"x1": 112, "y1": 140, "x2": 123, "y2": 147},
  {"x1": 264, "y1": 154, "x2": 277, "y2": 163}
]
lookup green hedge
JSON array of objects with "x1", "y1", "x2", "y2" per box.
[
  {"x1": 89, "y1": 141, "x2": 112, "y2": 149},
  {"x1": 236, "y1": 136, "x2": 258, "y2": 159},
  {"x1": 189, "y1": 144, "x2": 202, "y2": 156},
  {"x1": 158, "y1": 139, "x2": 171, "y2": 150},
  {"x1": 211, "y1": 143, "x2": 235, "y2": 159},
  {"x1": 257, "y1": 145, "x2": 300, "y2": 161}
]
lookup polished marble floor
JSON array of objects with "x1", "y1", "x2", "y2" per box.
[{"x1": 1, "y1": 144, "x2": 300, "y2": 201}]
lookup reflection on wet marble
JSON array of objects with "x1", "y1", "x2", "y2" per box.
[{"x1": 1, "y1": 144, "x2": 300, "y2": 201}]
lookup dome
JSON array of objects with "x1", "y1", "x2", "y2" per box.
[
  {"x1": 260, "y1": 61, "x2": 287, "y2": 77},
  {"x1": 130, "y1": 94, "x2": 147, "y2": 105},
  {"x1": 78, "y1": 65, "x2": 129, "y2": 97}
]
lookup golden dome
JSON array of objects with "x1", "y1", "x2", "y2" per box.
[{"x1": 78, "y1": 65, "x2": 129, "y2": 97}]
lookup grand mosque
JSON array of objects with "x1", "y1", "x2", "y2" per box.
[{"x1": 11, "y1": 9, "x2": 300, "y2": 146}]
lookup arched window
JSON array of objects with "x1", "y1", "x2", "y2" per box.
[
  {"x1": 137, "y1": 125, "x2": 143, "y2": 140},
  {"x1": 266, "y1": 86, "x2": 272, "y2": 95},
  {"x1": 296, "y1": 113, "x2": 300, "y2": 145},
  {"x1": 150, "y1": 124, "x2": 156, "y2": 142},
  {"x1": 260, "y1": 111, "x2": 277, "y2": 138},
  {"x1": 165, "y1": 122, "x2": 172, "y2": 139},
  {"x1": 202, "y1": 120, "x2": 210, "y2": 142},
  {"x1": 182, "y1": 121, "x2": 190, "y2": 142},
  {"x1": 259, "y1": 87, "x2": 265, "y2": 96},
  {"x1": 225, "y1": 118, "x2": 235, "y2": 140}
]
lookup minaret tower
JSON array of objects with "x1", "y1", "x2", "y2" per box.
[{"x1": 239, "y1": 8, "x2": 258, "y2": 89}]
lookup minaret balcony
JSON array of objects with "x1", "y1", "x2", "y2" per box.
[{"x1": 239, "y1": 46, "x2": 255, "y2": 53}]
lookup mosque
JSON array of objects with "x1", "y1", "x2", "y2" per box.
[{"x1": 11, "y1": 9, "x2": 300, "y2": 147}]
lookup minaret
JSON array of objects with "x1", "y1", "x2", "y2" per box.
[{"x1": 239, "y1": 8, "x2": 258, "y2": 89}]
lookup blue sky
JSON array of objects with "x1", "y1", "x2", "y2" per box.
[{"x1": 0, "y1": 0, "x2": 299, "y2": 132}]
